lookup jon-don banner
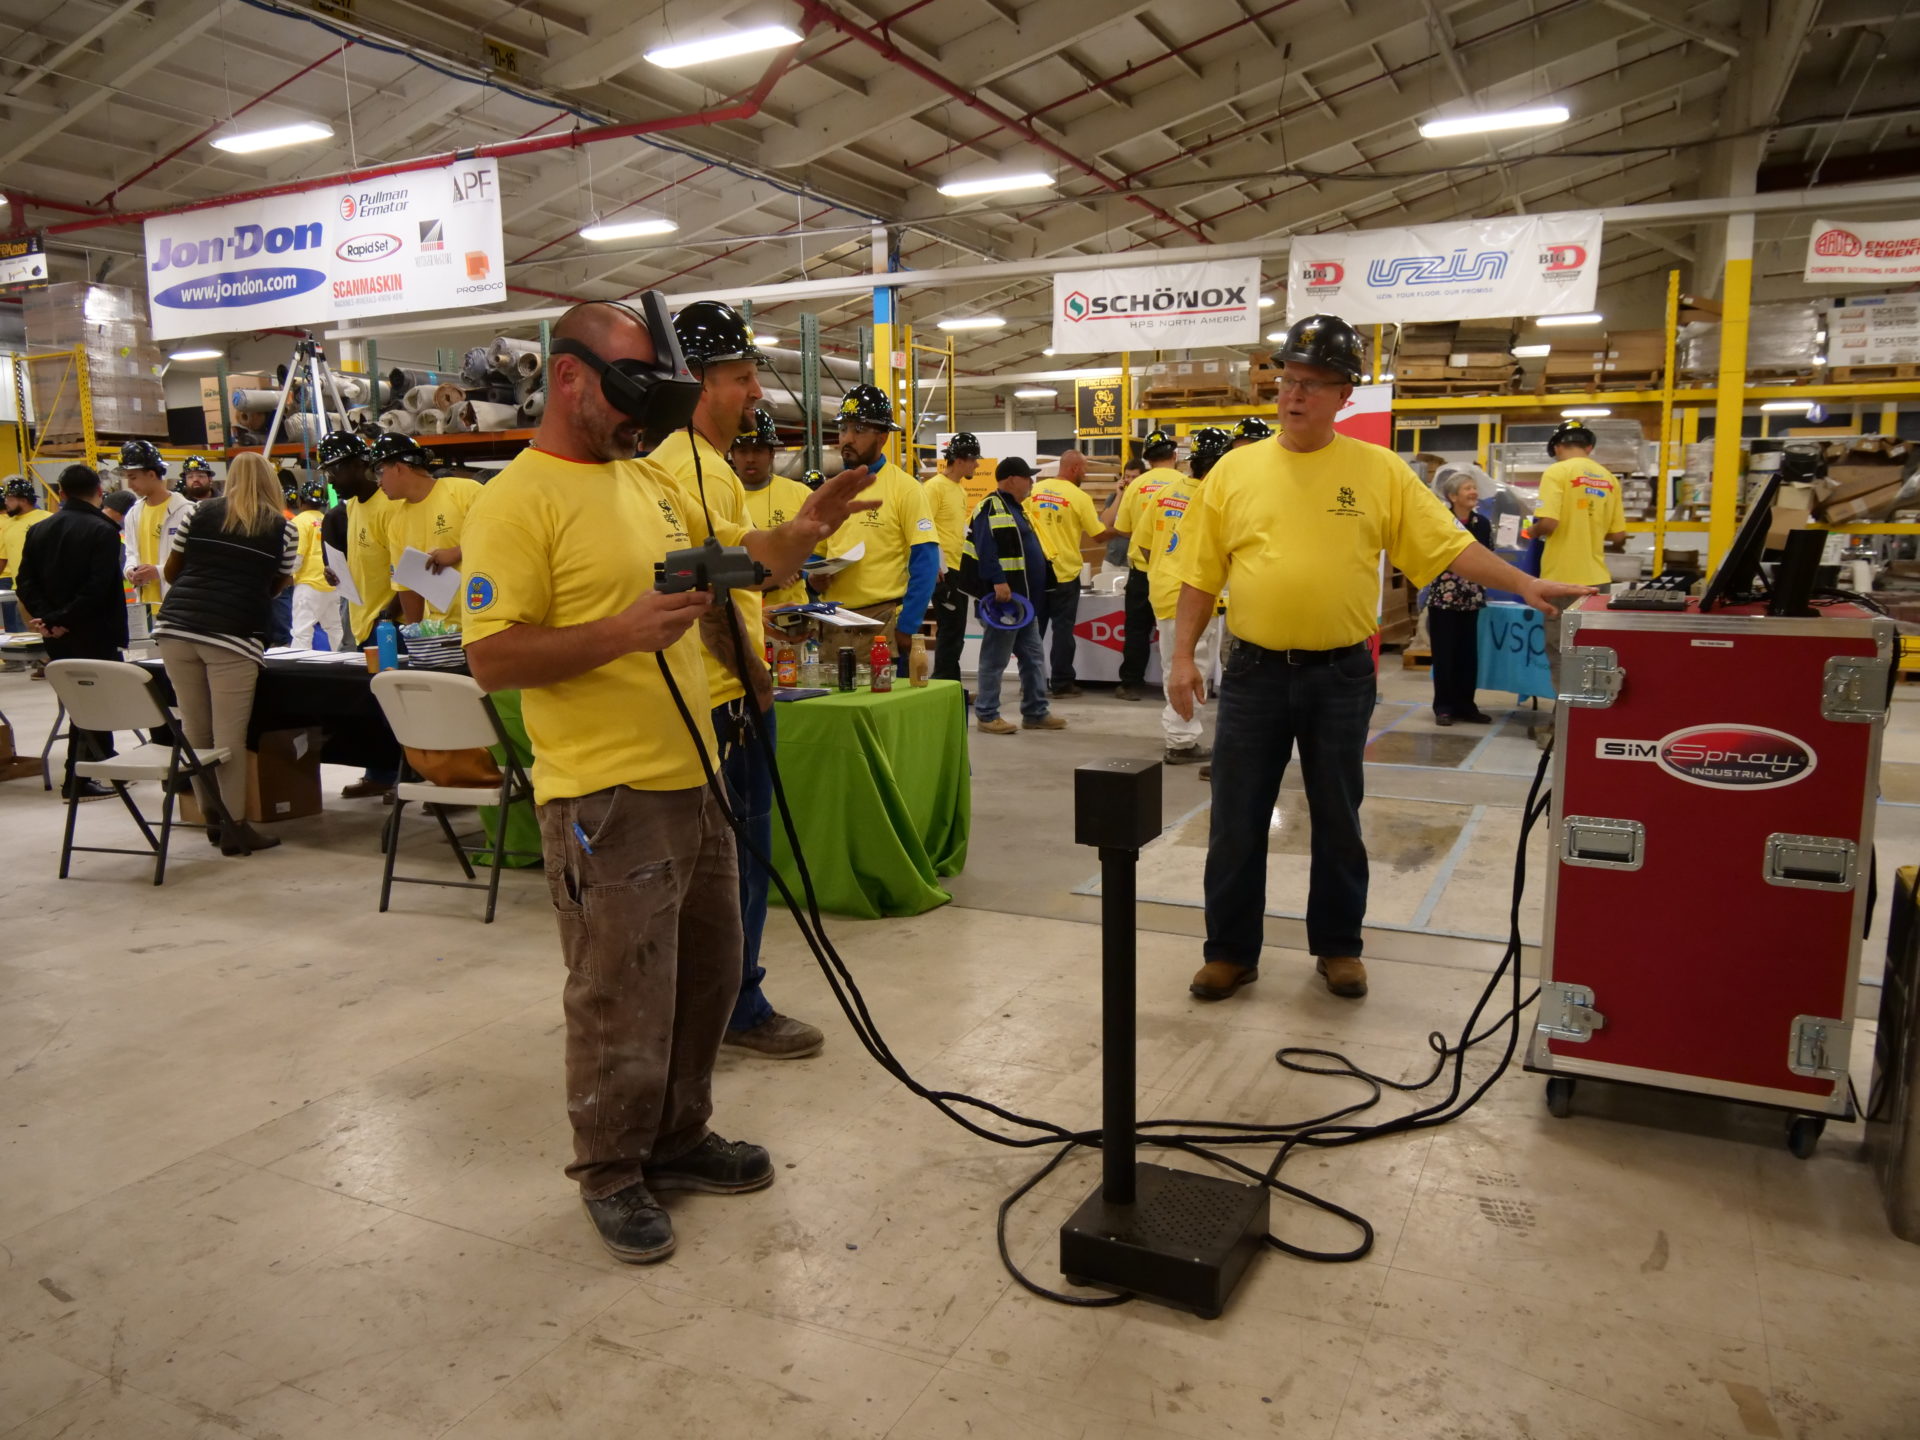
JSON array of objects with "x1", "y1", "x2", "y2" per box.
[
  {"x1": 1288, "y1": 214, "x2": 1601, "y2": 326},
  {"x1": 143, "y1": 159, "x2": 506, "y2": 340},
  {"x1": 1804, "y1": 218, "x2": 1920, "y2": 284},
  {"x1": 1052, "y1": 258, "x2": 1262, "y2": 352}
]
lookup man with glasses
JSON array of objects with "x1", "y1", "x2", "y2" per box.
[{"x1": 1165, "y1": 314, "x2": 1593, "y2": 1003}]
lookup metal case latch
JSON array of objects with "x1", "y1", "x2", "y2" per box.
[
  {"x1": 1764, "y1": 834, "x2": 1858, "y2": 892},
  {"x1": 1562, "y1": 816, "x2": 1645, "y2": 871},
  {"x1": 1823, "y1": 656, "x2": 1889, "y2": 724},
  {"x1": 1537, "y1": 982, "x2": 1606, "y2": 1043},
  {"x1": 1789, "y1": 1015, "x2": 1852, "y2": 1080},
  {"x1": 1561, "y1": 646, "x2": 1623, "y2": 708}
]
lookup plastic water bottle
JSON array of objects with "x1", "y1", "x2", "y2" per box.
[
  {"x1": 801, "y1": 636, "x2": 821, "y2": 686},
  {"x1": 375, "y1": 618, "x2": 399, "y2": 671}
]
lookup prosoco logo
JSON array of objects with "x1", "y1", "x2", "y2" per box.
[
  {"x1": 335, "y1": 232, "x2": 402, "y2": 263},
  {"x1": 1595, "y1": 724, "x2": 1816, "y2": 790},
  {"x1": 1063, "y1": 290, "x2": 1091, "y2": 322}
]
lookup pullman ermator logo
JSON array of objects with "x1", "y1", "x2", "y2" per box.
[{"x1": 1595, "y1": 725, "x2": 1816, "y2": 790}]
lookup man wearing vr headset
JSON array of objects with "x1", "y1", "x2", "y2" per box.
[{"x1": 461, "y1": 298, "x2": 879, "y2": 1266}]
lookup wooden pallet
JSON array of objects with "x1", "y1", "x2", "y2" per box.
[
  {"x1": 1830, "y1": 364, "x2": 1920, "y2": 383},
  {"x1": 1141, "y1": 385, "x2": 1249, "y2": 408},
  {"x1": 1538, "y1": 370, "x2": 1663, "y2": 392},
  {"x1": 1391, "y1": 378, "x2": 1519, "y2": 397},
  {"x1": 1401, "y1": 647, "x2": 1434, "y2": 671}
]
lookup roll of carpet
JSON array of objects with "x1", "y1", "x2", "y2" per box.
[
  {"x1": 488, "y1": 336, "x2": 541, "y2": 377},
  {"x1": 459, "y1": 400, "x2": 519, "y2": 432},
  {"x1": 515, "y1": 348, "x2": 543, "y2": 382},
  {"x1": 378, "y1": 409, "x2": 418, "y2": 434},
  {"x1": 415, "y1": 407, "x2": 448, "y2": 434},
  {"x1": 461, "y1": 347, "x2": 491, "y2": 385},
  {"x1": 432, "y1": 382, "x2": 467, "y2": 411},
  {"x1": 519, "y1": 389, "x2": 546, "y2": 423},
  {"x1": 347, "y1": 406, "x2": 372, "y2": 426},
  {"x1": 283, "y1": 412, "x2": 323, "y2": 441},
  {"x1": 403, "y1": 385, "x2": 439, "y2": 413},
  {"x1": 482, "y1": 382, "x2": 517, "y2": 406},
  {"x1": 334, "y1": 375, "x2": 392, "y2": 407},
  {"x1": 230, "y1": 388, "x2": 283, "y2": 412},
  {"x1": 389, "y1": 367, "x2": 447, "y2": 394}
]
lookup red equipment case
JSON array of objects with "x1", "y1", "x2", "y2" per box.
[{"x1": 1526, "y1": 597, "x2": 1896, "y2": 1155}]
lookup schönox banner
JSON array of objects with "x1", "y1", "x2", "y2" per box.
[
  {"x1": 142, "y1": 159, "x2": 506, "y2": 341},
  {"x1": 1052, "y1": 258, "x2": 1262, "y2": 352},
  {"x1": 1287, "y1": 214, "x2": 1602, "y2": 326}
]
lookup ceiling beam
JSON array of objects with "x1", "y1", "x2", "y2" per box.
[{"x1": 1599, "y1": 0, "x2": 1740, "y2": 57}]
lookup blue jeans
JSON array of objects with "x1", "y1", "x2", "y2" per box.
[
  {"x1": 974, "y1": 608, "x2": 1049, "y2": 723},
  {"x1": 1204, "y1": 639, "x2": 1375, "y2": 964},
  {"x1": 714, "y1": 699, "x2": 776, "y2": 1032}
]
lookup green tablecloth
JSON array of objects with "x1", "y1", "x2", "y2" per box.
[
  {"x1": 770, "y1": 680, "x2": 971, "y2": 918},
  {"x1": 479, "y1": 689, "x2": 541, "y2": 869}
]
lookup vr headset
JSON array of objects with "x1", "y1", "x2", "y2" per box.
[{"x1": 549, "y1": 291, "x2": 701, "y2": 437}]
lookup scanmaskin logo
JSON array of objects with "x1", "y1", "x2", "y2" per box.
[{"x1": 1063, "y1": 291, "x2": 1091, "y2": 321}]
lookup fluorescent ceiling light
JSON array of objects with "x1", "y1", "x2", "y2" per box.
[
  {"x1": 167, "y1": 348, "x2": 223, "y2": 361},
  {"x1": 578, "y1": 217, "x2": 679, "y2": 242},
  {"x1": 210, "y1": 120, "x2": 335, "y2": 154},
  {"x1": 1512, "y1": 343, "x2": 1552, "y2": 358},
  {"x1": 1266, "y1": 331, "x2": 1288, "y2": 343},
  {"x1": 1535, "y1": 312, "x2": 1603, "y2": 327},
  {"x1": 1042, "y1": 347, "x2": 1056, "y2": 356},
  {"x1": 1761, "y1": 400, "x2": 1816, "y2": 412},
  {"x1": 1561, "y1": 407, "x2": 1611, "y2": 418},
  {"x1": 1379, "y1": 371, "x2": 1395, "y2": 382},
  {"x1": 1013, "y1": 388, "x2": 1057, "y2": 399},
  {"x1": 1419, "y1": 104, "x2": 1569, "y2": 139},
  {"x1": 1815, "y1": 330, "x2": 1828, "y2": 343},
  {"x1": 645, "y1": 24, "x2": 803, "y2": 68},
  {"x1": 937, "y1": 316, "x2": 1005, "y2": 331},
  {"x1": 1258, "y1": 296, "x2": 1276, "y2": 308},
  {"x1": 936, "y1": 172, "x2": 1053, "y2": 198},
  {"x1": 752, "y1": 335, "x2": 779, "y2": 347}
]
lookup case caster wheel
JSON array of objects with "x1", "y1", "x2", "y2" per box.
[
  {"x1": 1787, "y1": 1115, "x2": 1825, "y2": 1159},
  {"x1": 1544, "y1": 1076, "x2": 1575, "y2": 1118}
]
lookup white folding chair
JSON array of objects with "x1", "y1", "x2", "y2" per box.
[
  {"x1": 369, "y1": 670, "x2": 537, "y2": 923},
  {"x1": 43, "y1": 658, "x2": 229, "y2": 886}
]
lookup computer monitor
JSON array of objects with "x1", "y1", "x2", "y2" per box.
[{"x1": 1699, "y1": 470, "x2": 1781, "y2": 613}]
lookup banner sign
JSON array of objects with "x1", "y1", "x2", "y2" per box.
[
  {"x1": 1052, "y1": 258, "x2": 1262, "y2": 352},
  {"x1": 0, "y1": 235, "x2": 48, "y2": 294},
  {"x1": 1074, "y1": 376, "x2": 1124, "y2": 436},
  {"x1": 1804, "y1": 218, "x2": 1920, "y2": 284},
  {"x1": 1288, "y1": 214, "x2": 1602, "y2": 326},
  {"x1": 143, "y1": 159, "x2": 506, "y2": 340},
  {"x1": 1332, "y1": 383, "x2": 1393, "y2": 449}
]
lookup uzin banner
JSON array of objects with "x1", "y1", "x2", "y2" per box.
[
  {"x1": 143, "y1": 159, "x2": 506, "y2": 340},
  {"x1": 1287, "y1": 214, "x2": 1602, "y2": 326},
  {"x1": 1052, "y1": 258, "x2": 1263, "y2": 352},
  {"x1": 1804, "y1": 218, "x2": 1920, "y2": 284}
]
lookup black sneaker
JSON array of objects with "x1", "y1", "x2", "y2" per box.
[
  {"x1": 62, "y1": 779, "x2": 112, "y2": 801},
  {"x1": 645, "y1": 1134, "x2": 774, "y2": 1195},
  {"x1": 583, "y1": 1181, "x2": 675, "y2": 1263},
  {"x1": 1165, "y1": 744, "x2": 1211, "y2": 765}
]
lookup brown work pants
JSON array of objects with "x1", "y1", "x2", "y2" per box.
[{"x1": 535, "y1": 783, "x2": 743, "y2": 1199}]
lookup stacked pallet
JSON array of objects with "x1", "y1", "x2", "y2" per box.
[
  {"x1": 1538, "y1": 329, "x2": 1665, "y2": 391},
  {"x1": 22, "y1": 283, "x2": 168, "y2": 443},
  {"x1": 1392, "y1": 320, "x2": 1519, "y2": 395},
  {"x1": 1679, "y1": 301, "x2": 1821, "y2": 382},
  {"x1": 1247, "y1": 347, "x2": 1279, "y2": 399},
  {"x1": 1140, "y1": 357, "x2": 1248, "y2": 408},
  {"x1": 1829, "y1": 295, "x2": 1920, "y2": 379}
]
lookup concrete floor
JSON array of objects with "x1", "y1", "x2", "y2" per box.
[{"x1": 3, "y1": 657, "x2": 1920, "y2": 1438}]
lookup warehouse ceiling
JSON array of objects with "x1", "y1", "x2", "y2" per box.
[{"x1": 3, "y1": 0, "x2": 1919, "y2": 377}]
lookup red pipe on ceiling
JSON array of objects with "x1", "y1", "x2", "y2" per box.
[{"x1": 796, "y1": 0, "x2": 1208, "y2": 245}]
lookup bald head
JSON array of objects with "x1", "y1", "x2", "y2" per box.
[
  {"x1": 1059, "y1": 449, "x2": 1088, "y2": 484},
  {"x1": 541, "y1": 302, "x2": 658, "y2": 463}
]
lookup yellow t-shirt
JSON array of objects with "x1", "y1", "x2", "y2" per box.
[
  {"x1": 1535, "y1": 457, "x2": 1625, "y2": 587},
  {"x1": 1025, "y1": 479, "x2": 1104, "y2": 584},
  {"x1": 460, "y1": 447, "x2": 715, "y2": 804},
  {"x1": 0, "y1": 514, "x2": 13, "y2": 573},
  {"x1": 648, "y1": 427, "x2": 760, "y2": 707},
  {"x1": 1, "y1": 508, "x2": 50, "y2": 580},
  {"x1": 292, "y1": 509, "x2": 331, "y2": 591},
  {"x1": 1144, "y1": 479, "x2": 1201, "y2": 621},
  {"x1": 345, "y1": 491, "x2": 397, "y2": 644},
  {"x1": 1115, "y1": 467, "x2": 1180, "y2": 569},
  {"x1": 923, "y1": 474, "x2": 971, "y2": 571},
  {"x1": 136, "y1": 500, "x2": 169, "y2": 605},
  {"x1": 386, "y1": 475, "x2": 484, "y2": 622},
  {"x1": 819, "y1": 457, "x2": 933, "y2": 609},
  {"x1": 1167, "y1": 433, "x2": 1473, "y2": 653},
  {"x1": 741, "y1": 475, "x2": 813, "y2": 610}
]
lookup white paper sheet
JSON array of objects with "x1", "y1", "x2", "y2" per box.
[
  {"x1": 394, "y1": 546, "x2": 462, "y2": 614},
  {"x1": 803, "y1": 541, "x2": 864, "y2": 579},
  {"x1": 323, "y1": 543, "x2": 361, "y2": 606}
]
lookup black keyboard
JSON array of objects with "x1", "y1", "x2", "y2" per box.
[{"x1": 1608, "y1": 588, "x2": 1690, "y2": 611}]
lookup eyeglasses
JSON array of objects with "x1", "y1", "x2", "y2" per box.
[{"x1": 1275, "y1": 375, "x2": 1346, "y2": 396}]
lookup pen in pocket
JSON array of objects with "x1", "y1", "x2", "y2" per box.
[{"x1": 571, "y1": 821, "x2": 594, "y2": 856}]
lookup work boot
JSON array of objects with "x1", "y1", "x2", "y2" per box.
[
  {"x1": 1197, "y1": 764, "x2": 1210, "y2": 782},
  {"x1": 62, "y1": 778, "x2": 112, "y2": 801},
  {"x1": 1460, "y1": 710, "x2": 1494, "y2": 724},
  {"x1": 1023, "y1": 714, "x2": 1068, "y2": 730},
  {"x1": 722, "y1": 1012, "x2": 825, "y2": 1059},
  {"x1": 646, "y1": 1134, "x2": 774, "y2": 1195},
  {"x1": 1189, "y1": 960, "x2": 1257, "y2": 1000},
  {"x1": 1165, "y1": 743, "x2": 1210, "y2": 765},
  {"x1": 340, "y1": 776, "x2": 392, "y2": 800},
  {"x1": 1435, "y1": 713, "x2": 1455, "y2": 727},
  {"x1": 583, "y1": 1181, "x2": 675, "y2": 1263},
  {"x1": 1316, "y1": 956, "x2": 1369, "y2": 998},
  {"x1": 1051, "y1": 681, "x2": 1081, "y2": 697},
  {"x1": 1114, "y1": 683, "x2": 1146, "y2": 701},
  {"x1": 976, "y1": 717, "x2": 1017, "y2": 735}
]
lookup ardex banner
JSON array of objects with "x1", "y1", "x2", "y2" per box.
[
  {"x1": 1804, "y1": 217, "x2": 1920, "y2": 284},
  {"x1": 143, "y1": 159, "x2": 506, "y2": 340},
  {"x1": 1287, "y1": 214, "x2": 1601, "y2": 326},
  {"x1": 1052, "y1": 258, "x2": 1262, "y2": 352}
]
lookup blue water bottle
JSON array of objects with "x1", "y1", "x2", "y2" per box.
[{"x1": 375, "y1": 618, "x2": 399, "y2": 671}]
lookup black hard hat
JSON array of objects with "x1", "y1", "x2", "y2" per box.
[
  {"x1": 369, "y1": 432, "x2": 433, "y2": 471},
  {"x1": 673, "y1": 299, "x2": 766, "y2": 370},
  {"x1": 4, "y1": 476, "x2": 35, "y2": 500},
  {"x1": 119, "y1": 438, "x2": 166, "y2": 477},
  {"x1": 316, "y1": 430, "x2": 372, "y2": 471},
  {"x1": 802, "y1": 468, "x2": 826, "y2": 491},
  {"x1": 299, "y1": 479, "x2": 329, "y2": 507},
  {"x1": 1232, "y1": 416, "x2": 1274, "y2": 443},
  {"x1": 731, "y1": 407, "x2": 778, "y2": 449},
  {"x1": 995, "y1": 456, "x2": 1036, "y2": 482},
  {"x1": 944, "y1": 431, "x2": 981, "y2": 461},
  {"x1": 278, "y1": 471, "x2": 300, "y2": 506},
  {"x1": 181, "y1": 454, "x2": 214, "y2": 478},
  {"x1": 836, "y1": 383, "x2": 899, "y2": 432},
  {"x1": 1275, "y1": 313, "x2": 1366, "y2": 383},
  {"x1": 1546, "y1": 423, "x2": 1597, "y2": 458},
  {"x1": 1141, "y1": 427, "x2": 1177, "y2": 461},
  {"x1": 1190, "y1": 426, "x2": 1234, "y2": 475}
]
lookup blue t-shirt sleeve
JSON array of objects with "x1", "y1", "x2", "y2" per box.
[{"x1": 898, "y1": 541, "x2": 940, "y2": 633}]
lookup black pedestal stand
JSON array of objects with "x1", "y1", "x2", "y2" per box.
[{"x1": 1057, "y1": 759, "x2": 1269, "y2": 1320}]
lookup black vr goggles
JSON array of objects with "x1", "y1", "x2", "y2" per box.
[{"x1": 549, "y1": 291, "x2": 702, "y2": 436}]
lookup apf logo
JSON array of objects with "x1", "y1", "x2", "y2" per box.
[
  {"x1": 1815, "y1": 227, "x2": 1863, "y2": 257},
  {"x1": 1063, "y1": 291, "x2": 1091, "y2": 322},
  {"x1": 339, "y1": 194, "x2": 357, "y2": 221}
]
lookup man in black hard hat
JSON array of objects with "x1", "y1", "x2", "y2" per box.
[
  {"x1": 924, "y1": 432, "x2": 979, "y2": 681},
  {"x1": 1231, "y1": 416, "x2": 1274, "y2": 449},
  {"x1": 818, "y1": 383, "x2": 938, "y2": 664},
  {"x1": 1108, "y1": 427, "x2": 1182, "y2": 700},
  {"x1": 116, "y1": 438, "x2": 194, "y2": 619},
  {"x1": 290, "y1": 477, "x2": 341, "y2": 651},
  {"x1": 372, "y1": 431, "x2": 482, "y2": 624},
  {"x1": 1164, "y1": 313, "x2": 1594, "y2": 1003},
  {"x1": 179, "y1": 455, "x2": 217, "y2": 503},
  {"x1": 656, "y1": 300, "x2": 825, "y2": 1062},
  {"x1": 319, "y1": 430, "x2": 402, "y2": 799},
  {"x1": 731, "y1": 410, "x2": 811, "y2": 611}
]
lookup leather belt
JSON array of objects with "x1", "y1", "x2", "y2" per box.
[{"x1": 1243, "y1": 639, "x2": 1370, "y2": 667}]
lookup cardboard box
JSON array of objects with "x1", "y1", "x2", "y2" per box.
[
  {"x1": 1766, "y1": 482, "x2": 1816, "y2": 549},
  {"x1": 180, "y1": 726, "x2": 323, "y2": 824},
  {"x1": 1823, "y1": 462, "x2": 1908, "y2": 506}
]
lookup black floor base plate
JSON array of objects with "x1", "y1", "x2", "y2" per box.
[{"x1": 1058, "y1": 1162, "x2": 1269, "y2": 1319}]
